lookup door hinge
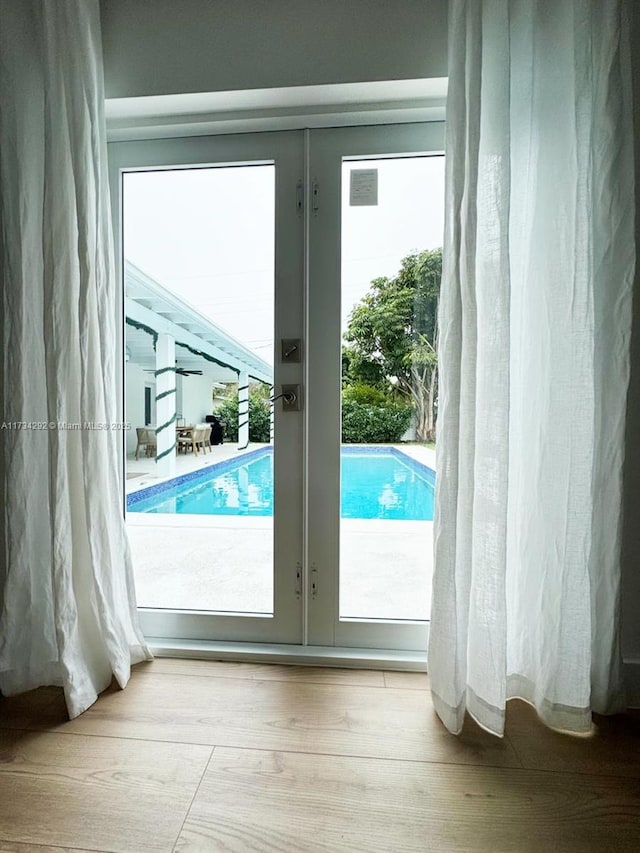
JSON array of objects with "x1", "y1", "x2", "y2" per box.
[
  {"x1": 310, "y1": 565, "x2": 318, "y2": 599},
  {"x1": 296, "y1": 180, "x2": 304, "y2": 215},
  {"x1": 295, "y1": 562, "x2": 302, "y2": 599},
  {"x1": 311, "y1": 179, "x2": 320, "y2": 213}
]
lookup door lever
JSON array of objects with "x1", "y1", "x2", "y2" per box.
[{"x1": 270, "y1": 385, "x2": 301, "y2": 412}]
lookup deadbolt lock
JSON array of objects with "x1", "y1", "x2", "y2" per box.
[{"x1": 281, "y1": 338, "x2": 302, "y2": 363}]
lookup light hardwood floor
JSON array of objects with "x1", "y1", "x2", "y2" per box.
[{"x1": 1, "y1": 659, "x2": 639, "y2": 852}]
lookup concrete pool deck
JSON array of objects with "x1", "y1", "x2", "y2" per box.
[{"x1": 125, "y1": 443, "x2": 434, "y2": 622}]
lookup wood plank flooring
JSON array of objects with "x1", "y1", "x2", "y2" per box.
[{"x1": 1, "y1": 659, "x2": 638, "y2": 852}]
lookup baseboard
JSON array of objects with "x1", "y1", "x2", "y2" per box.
[
  {"x1": 624, "y1": 658, "x2": 640, "y2": 708},
  {"x1": 147, "y1": 639, "x2": 428, "y2": 671}
]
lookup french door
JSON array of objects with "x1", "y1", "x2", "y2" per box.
[{"x1": 109, "y1": 121, "x2": 444, "y2": 658}]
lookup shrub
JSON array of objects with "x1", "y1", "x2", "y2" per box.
[
  {"x1": 341, "y1": 398, "x2": 412, "y2": 444},
  {"x1": 215, "y1": 396, "x2": 238, "y2": 440},
  {"x1": 216, "y1": 391, "x2": 271, "y2": 443},
  {"x1": 247, "y1": 396, "x2": 271, "y2": 442}
]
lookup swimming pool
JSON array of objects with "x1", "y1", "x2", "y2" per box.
[{"x1": 127, "y1": 446, "x2": 435, "y2": 520}]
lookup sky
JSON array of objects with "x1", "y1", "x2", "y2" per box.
[{"x1": 123, "y1": 156, "x2": 444, "y2": 366}]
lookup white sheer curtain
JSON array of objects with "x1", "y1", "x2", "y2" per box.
[
  {"x1": 429, "y1": 0, "x2": 635, "y2": 736},
  {"x1": 0, "y1": 1, "x2": 151, "y2": 718}
]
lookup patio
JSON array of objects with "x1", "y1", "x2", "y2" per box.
[{"x1": 125, "y1": 444, "x2": 434, "y2": 622}]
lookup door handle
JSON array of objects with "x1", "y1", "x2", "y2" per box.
[{"x1": 271, "y1": 385, "x2": 301, "y2": 412}]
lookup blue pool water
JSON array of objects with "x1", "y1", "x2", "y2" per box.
[{"x1": 127, "y1": 447, "x2": 435, "y2": 520}]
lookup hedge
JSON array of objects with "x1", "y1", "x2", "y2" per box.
[
  {"x1": 341, "y1": 399, "x2": 412, "y2": 444},
  {"x1": 217, "y1": 391, "x2": 411, "y2": 444}
]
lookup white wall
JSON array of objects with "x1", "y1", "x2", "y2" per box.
[
  {"x1": 181, "y1": 374, "x2": 216, "y2": 426},
  {"x1": 100, "y1": 0, "x2": 447, "y2": 99}
]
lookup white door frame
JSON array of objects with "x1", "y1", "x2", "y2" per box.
[
  {"x1": 109, "y1": 130, "x2": 305, "y2": 644},
  {"x1": 108, "y1": 121, "x2": 444, "y2": 662}
]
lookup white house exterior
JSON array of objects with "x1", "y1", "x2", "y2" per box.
[{"x1": 125, "y1": 261, "x2": 273, "y2": 473}]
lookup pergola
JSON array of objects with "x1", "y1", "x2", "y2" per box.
[{"x1": 125, "y1": 261, "x2": 273, "y2": 474}]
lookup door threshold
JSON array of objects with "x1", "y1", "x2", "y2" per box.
[{"x1": 145, "y1": 638, "x2": 427, "y2": 671}]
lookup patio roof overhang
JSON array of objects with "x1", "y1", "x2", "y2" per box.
[{"x1": 124, "y1": 261, "x2": 273, "y2": 386}]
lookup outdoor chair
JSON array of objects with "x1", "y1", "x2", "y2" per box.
[
  {"x1": 135, "y1": 427, "x2": 156, "y2": 459},
  {"x1": 177, "y1": 429, "x2": 195, "y2": 454},
  {"x1": 178, "y1": 426, "x2": 208, "y2": 455},
  {"x1": 145, "y1": 429, "x2": 157, "y2": 457},
  {"x1": 190, "y1": 425, "x2": 207, "y2": 455},
  {"x1": 196, "y1": 425, "x2": 212, "y2": 454}
]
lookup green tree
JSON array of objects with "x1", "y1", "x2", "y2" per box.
[{"x1": 343, "y1": 248, "x2": 441, "y2": 442}]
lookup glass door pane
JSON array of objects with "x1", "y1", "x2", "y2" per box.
[
  {"x1": 340, "y1": 155, "x2": 443, "y2": 623},
  {"x1": 306, "y1": 123, "x2": 444, "y2": 652},
  {"x1": 123, "y1": 164, "x2": 276, "y2": 616},
  {"x1": 109, "y1": 131, "x2": 304, "y2": 644}
]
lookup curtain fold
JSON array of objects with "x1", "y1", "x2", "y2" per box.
[
  {"x1": 429, "y1": 0, "x2": 634, "y2": 736},
  {"x1": 0, "y1": 0, "x2": 151, "y2": 719}
]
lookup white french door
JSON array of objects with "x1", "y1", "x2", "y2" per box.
[
  {"x1": 110, "y1": 131, "x2": 306, "y2": 646},
  {"x1": 109, "y1": 121, "x2": 443, "y2": 658},
  {"x1": 306, "y1": 123, "x2": 443, "y2": 652}
]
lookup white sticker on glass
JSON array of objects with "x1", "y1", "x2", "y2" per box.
[{"x1": 349, "y1": 169, "x2": 378, "y2": 206}]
